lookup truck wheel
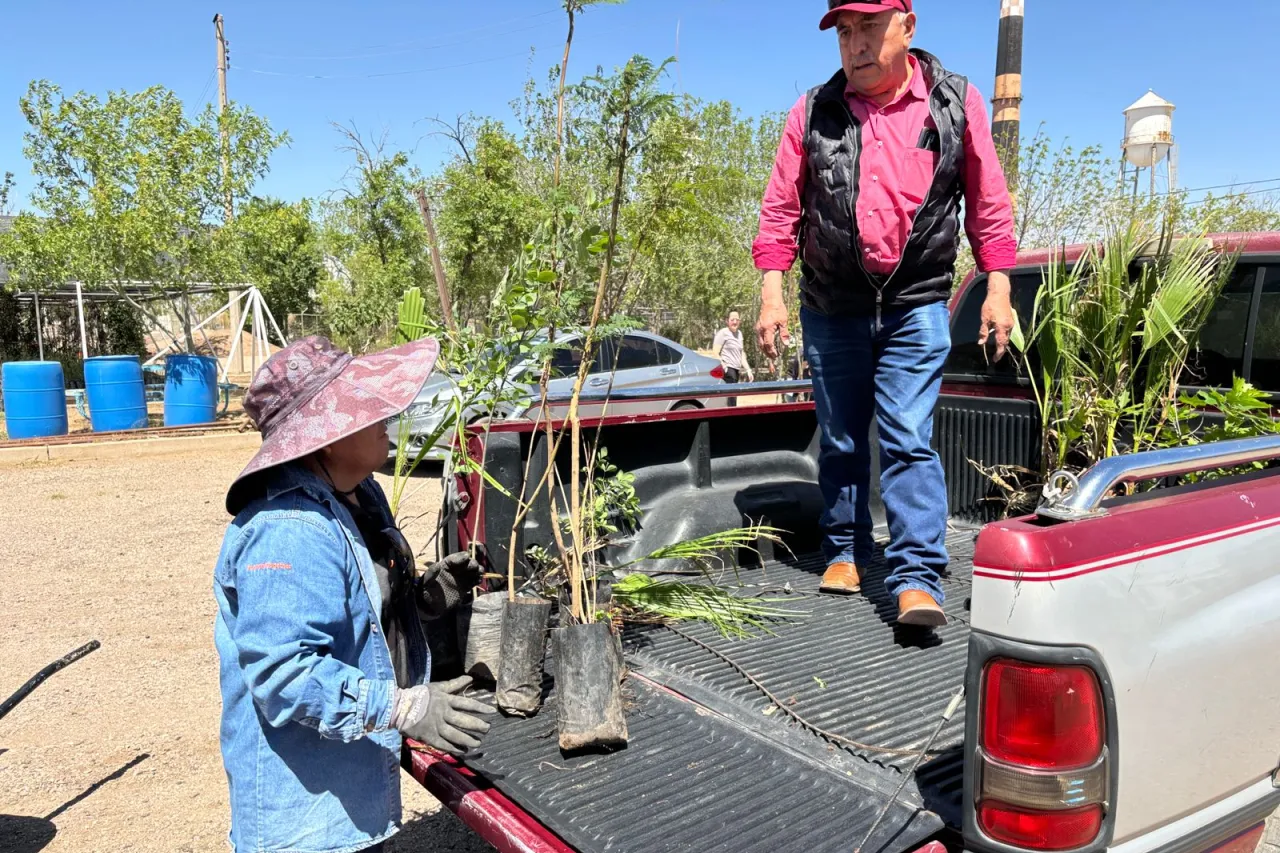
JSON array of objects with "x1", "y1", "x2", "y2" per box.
[{"x1": 672, "y1": 402, "x2": 701, "y2": 411}]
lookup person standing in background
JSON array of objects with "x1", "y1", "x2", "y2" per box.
[{"x1": 713, "y1": 311, "x2": 754, "y2": 406}]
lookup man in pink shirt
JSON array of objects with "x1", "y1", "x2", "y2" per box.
[{"x1": 752, "y1": 0, "x2": 1016, "y2": 626}]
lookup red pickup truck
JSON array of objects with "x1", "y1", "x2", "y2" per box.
[{"x1": 406, "y1": 232, "x2": 1280, "y2": 853}]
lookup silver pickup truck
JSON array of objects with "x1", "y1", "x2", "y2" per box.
[{"x1": 396, "y1": 368, "x2": 1280, "y2": 853}]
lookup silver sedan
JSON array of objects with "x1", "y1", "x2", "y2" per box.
[{"x1": 390, "y1": 330, "x2": 728, "y2": 462}]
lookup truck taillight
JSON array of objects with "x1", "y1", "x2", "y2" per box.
[
  {"x1": 710, "y1": 365, "x2": 725, "y2": 380},
  {"x1": 977, "y1": 659, "x2": 1108, "y2": 851},
  {"x1": 982, "y1": 661, "x2": 1103, "y2": 769},
  {"x1": 978, "y1": 803, "x2": 1104, "y2": 851}
]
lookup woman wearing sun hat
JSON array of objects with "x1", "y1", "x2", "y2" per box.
[{"x1": 214, "y1": 335, "x2": 494, "y2": 853}]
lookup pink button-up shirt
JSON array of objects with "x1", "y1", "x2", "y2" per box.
[{"x1": 753, "y1": 56, "x2": 1017, "y2": 277}]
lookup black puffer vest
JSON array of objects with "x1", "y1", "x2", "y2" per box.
[{"x1": 800, "y1": 49, "x2": 968, "y2": 316}]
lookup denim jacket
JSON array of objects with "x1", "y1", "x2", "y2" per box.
[{"x1": 214, "y1": 464, "x2": 430, "y2": 853}]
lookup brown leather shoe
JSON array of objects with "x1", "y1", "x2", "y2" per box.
[
  {"x1": 897, "y1": 590, "x2": 946, "y2": 627},
  {"x1": 820, "y1": 561, "x2": 862, "y2": 594}
]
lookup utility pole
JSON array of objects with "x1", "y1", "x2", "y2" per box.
[
  {"x1": 414, "y1": 187, "x2": 458, "y2": 334},
  {"x1": 992, "y1": 0, "x2": 1025, "y2": 185},
  {"x1": 214, "y1": 13, "x2": 233, "y2": 225},
  {"x1": 214, "y1": 13, "x2": 243, "y2": 373}
]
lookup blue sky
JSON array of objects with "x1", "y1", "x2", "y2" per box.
[{"x1": 2, "y1": 0, "x2": 1278, "y2": 211}]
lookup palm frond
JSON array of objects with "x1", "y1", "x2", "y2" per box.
[
  {"x1": 612, "y1": 573, "x2": 801, "y2": 638},
  {"x1": 1142, "y1": 236, "x2": 1222, "y2": 353},
  {"x1": 621, "y1": 524, "x2": 786, "y2": 569}
]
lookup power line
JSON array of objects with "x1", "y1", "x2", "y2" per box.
[
  {"x1": 1180, "y1": 183, "x2": 1280, "y2": 208},
  {"x1": 1153, "y1": 176, "x2": 1280, "y2": 199},
  {"x1": 238, "y1": 18, "x2": 560, "y2": 63},
  {"x1": 236, "y1": 18, "x2": 641, "y2": 84},
  {"x1": 194, "y1": 69, "x2": 216, "y2": 108},
  {"x1": 238, "y1": 50, "x2": 536, "y2": 81},
  {"x1": 234, "y1": 7, "x2": 559, "y2": 62}
]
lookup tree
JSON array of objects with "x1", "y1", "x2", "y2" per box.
[
  {"x1": 553, "y1": 0, "x2": 626, "y2": 188},
  {"x1": 101, "y1": 300, "x2": 148, "y2": 356},
  {"x1": 560, "y1": 53, "x2": 673, "y2": 624},
  {"x1": 318, "y1": 124, "x2": 432, "y2": 353},
  {"x1": 0, "y1": 81, "x2": 285, "y2": 350},
  {"x1": 500, "y1": 51, "x2": 785, "y2": 348},
  {"x1": 954, "y1": 125, "x2": 1280, "y2": 284},
  {"x1": 235, "y1": 197, "x2": 323, "y2": 322},
  {"x1": 433, "y1": 121, "x2": 542, "y2": 326},
  {"x1": 0, "y1": 288, "x2": 35, "y2": 363},
  {"x1": 1011, "y1": 129, "x2": 1119, "y2": 250},
  {"x1": 0, "y1": 171, "x2": 13, "y2": 215},
  {"x1": 1171, "y1": 189, "x2": 1280, "y2": 234},
  {"x1": 422, "y1": 48, "x2": 791, "y2": 366},
  {"x1": 625, "y1": 100, "x2": 785, "y2": 348}
]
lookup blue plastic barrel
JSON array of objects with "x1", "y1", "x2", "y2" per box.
[
  {"x1": 164, "y1": 354, "x2": 219, "y2": 426},
  {"x1": 1, "y1": 361, "x2": 70, "y2": 439},
  {"x1": 84, "y1": 355, "x2": 148, "y2": 432}
]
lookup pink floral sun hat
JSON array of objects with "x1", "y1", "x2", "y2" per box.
[{"x1": 226, "y1": 335, "x2": 439, "y2": 513}]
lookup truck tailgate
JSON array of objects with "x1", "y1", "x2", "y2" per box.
[{"x1": 442, "y1": 532, "x2": 975, "y2": 853}]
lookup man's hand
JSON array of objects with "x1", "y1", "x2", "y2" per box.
[
  {"x1": 757, "y1": 271, "x2": 791, "y2": 359},
  {"x1": 977, "y1": 270, "x2": 1016, "y2": 362}
]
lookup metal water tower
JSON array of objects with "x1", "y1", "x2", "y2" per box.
[{"x1": 1121, "y1": 90, "x2": 1178, "y2": 197}]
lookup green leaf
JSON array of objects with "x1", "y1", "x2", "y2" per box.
[
  {"x1": 1009, "y1": 308, "x2": 1026, "y2": 353},
  {"x1": 625, "y1": 525, "x2": 786, "y2": 569}
]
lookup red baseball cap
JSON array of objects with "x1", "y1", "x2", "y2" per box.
[{"x1": 820, "y1": 0, "x2": 912, "y2": 31}]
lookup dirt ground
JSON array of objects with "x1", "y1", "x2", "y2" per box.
[{"x1": 0, "y1": 441, "x2": 491, "y2": 853}]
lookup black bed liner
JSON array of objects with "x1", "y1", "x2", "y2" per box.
[{"x1": 461, "y1": 531, "x2": 976, "y2": 853}]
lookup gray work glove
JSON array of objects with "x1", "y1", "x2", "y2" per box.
[
  {"x1": 418, "y1": 552, "x2": 484, "y2": 619},
  {"x1": 391, "y1": 676, "x2": 495, "y2": 756}
]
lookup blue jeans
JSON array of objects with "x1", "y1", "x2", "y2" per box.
[{"x1": 802, "y1": 302, "x2": 951, "y2": 603}]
